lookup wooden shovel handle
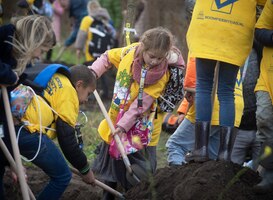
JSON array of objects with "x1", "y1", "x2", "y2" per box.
[{"x1": 93, "y1": 90, "x2": 133, "y2": 172}]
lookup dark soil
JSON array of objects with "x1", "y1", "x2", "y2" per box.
[
  {"x1": 125, "y1": 160, "x2": 273, "y2": 200},
  {"x1": 3, "y1": 160, "x2": 273, "y2": 199},
  {"x1": 3, "y1": 165, "x2": 102, "y2": 200}
]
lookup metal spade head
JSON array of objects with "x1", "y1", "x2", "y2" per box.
[{"x1": 126, "y1": 164, "x2": 148, "y2": 186}]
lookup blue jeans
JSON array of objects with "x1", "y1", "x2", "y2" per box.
[
  {"x1": 166, "y1": 118, "x2": 220, "y2": 165},
  {"x1": 195, "y1": 58, "x2": 239, "y2": 127},
  {"x1": 16, "y1": 127, "x2": 72, "y2": 200}
]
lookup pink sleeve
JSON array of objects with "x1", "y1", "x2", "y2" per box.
[
  {"x1": 168, "y1": 46, "x2": 185, "y2": 68},
  {"x1": 88, "y1": 52, "x2": 112, "y2": 78},
  {"x1": 117, "y1": 92, "x2": 154, "y2": 132}
]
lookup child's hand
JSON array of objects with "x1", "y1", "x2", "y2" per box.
[
  {"x1": 113, "y1": 127, "x2": 125, "y2": 139},
  {"x1": 8, "y1": 166, "x2": 27, "y2": 184},
  {"x1": 184, "y1": 91, "x2": 195, "y2": 105},
  {"x1": 177, "y1": 113, "x2": 185, "y2": 124},
  {"x1": 82, "y1": 170, "x2": 95, "y2": 186}
]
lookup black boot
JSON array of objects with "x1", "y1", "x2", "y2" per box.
[
  {"x1": 217, "y1": 126, "x2": 237, "y2": 161},
  {"x1": 253, "y1": 169, "x2": 273, "y2": 194},
  {"x1": 254, "y1": 140, "x2": 273, "y2": 193},
  {"x1": 185, "y1": 121, "x2": 210, "y2": 163}
]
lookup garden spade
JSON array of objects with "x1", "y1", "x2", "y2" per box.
[{"x1": 93, "y1": 90, "x2": 147, "y2": 186}]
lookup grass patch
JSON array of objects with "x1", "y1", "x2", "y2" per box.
[{"x1": 49, "y1": 45, "x2": 85, "y2": 65}]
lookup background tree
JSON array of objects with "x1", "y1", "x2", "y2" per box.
[{"x1": 3, "y1": 0, "x2": 192, "y2": 59}]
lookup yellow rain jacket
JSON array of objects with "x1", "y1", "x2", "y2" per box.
[{"x1": 98, "y1": 43, "x2": 170, "y2": 145}]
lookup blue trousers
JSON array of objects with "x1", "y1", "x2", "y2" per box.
[
  {"x1": 195, "y1": 58, "x2": 239, "y2": 127},
  {"x1": 166, "y1": 118, "x2": 220, "y2": 165},
  {"x1": 16, "y1": 127, "x2": 72, "y2": 200}
]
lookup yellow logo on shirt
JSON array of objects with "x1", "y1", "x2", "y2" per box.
[{"x1": 211, "y1": 0, "x2": 238, "y2": 14}]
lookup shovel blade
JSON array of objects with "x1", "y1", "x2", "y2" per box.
[{"x1": 126, "y1": 164, "x2": 148, "y2": 186}]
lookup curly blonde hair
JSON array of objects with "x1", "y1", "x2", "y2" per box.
[{"x1": 8, "y1": 15, "x2": 56, "y2": 75}]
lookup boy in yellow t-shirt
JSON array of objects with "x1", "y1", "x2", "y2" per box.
[{"x1": 13, "y1": 64, "x2": 96, "y2": 199}]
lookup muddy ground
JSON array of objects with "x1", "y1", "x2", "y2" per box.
[{"x1": 3, "y1": 160, "x2": 273, "y2": 199}]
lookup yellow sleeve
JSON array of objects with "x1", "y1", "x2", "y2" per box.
[
  {"x1": 256, "y1": 0, "x2": 273, "y2": 30},
  {"x1": 79, "y1": 16, "x2": 93, "y2": 32},
  {"x1": 257, "y1": 0, "x2": 267, "y2": 6},
  {"x1": 27, "y1": 0, "x2": 35, "y2": 5},
  {"x1": 107, "y1": 48, "x2": 123, "y2": 68},
  {"x1": 107, "y1": 43, "x2": 140, "y2": 68}
]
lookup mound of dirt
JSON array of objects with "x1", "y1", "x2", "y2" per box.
[
  {"x1": 3, "y1": 160, "x2": 273, "y2": 199},
  {"x1": 125, "y1": 160, "x2": 273, "y2": 200}
]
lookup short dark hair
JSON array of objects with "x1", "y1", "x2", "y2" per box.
[{"x1": 70, "y1": 64, "x2": 97, "y2": 89}]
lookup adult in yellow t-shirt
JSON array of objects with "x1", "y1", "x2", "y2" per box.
[
  {"x1": 253, "y1": 0, "x2": 273, "y2": 193},
  {"x1": 166, "y1": 56, "x2": 244, "y2": 166},
  {"x1": 186, "y1": 0, "x2": 257, "y2": 163}
]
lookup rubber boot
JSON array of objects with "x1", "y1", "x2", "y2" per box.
[
  {"x1": 185, "y1": 121, "x2": 210, "y2": 163},
  {"x1": 217, "y1": 126, "x2": 237, "y2": 161},
  {"x1": 102, "y1": 181, "x2": 117, "y2": 200},
  {"x1": 253, "y1": 140, "x2": 273, "y2": 193},
  {"x1": 253, "y1": 169, "x2": 273, "y2": 194}
]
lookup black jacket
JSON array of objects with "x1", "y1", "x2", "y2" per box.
[{"x1": 0, "y1": 24, "x2": 17, "y2": 85}]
